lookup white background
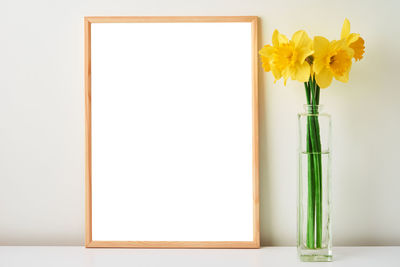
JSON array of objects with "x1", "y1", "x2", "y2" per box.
[
  {"x1": 91, "y1": 23, "x2": 253, "y2": 241},
  {"x1": 0, "y1": 0, "x2": 399, "y2": 245}
]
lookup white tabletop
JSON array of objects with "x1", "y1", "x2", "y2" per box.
[{"x1": 0, "y1": 246, "x2": 398, "y2": 267}]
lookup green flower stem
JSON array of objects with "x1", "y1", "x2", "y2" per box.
[
  {"x1": 311, "y1": 115, "x2": 322, "y2": 248},
  {"x1": 313, "y1": 79, "x2": 322, "y2": 248},
  {"x1": 306, "y1": 116, "x2": 315, "y2": 248},
  {"x1": 304, "y1": 76, "x2": 323, "y2": 249}
]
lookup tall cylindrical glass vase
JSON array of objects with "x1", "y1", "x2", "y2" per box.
[{"x1": 298, "y1": 105, "x2": 332, "y2": 262}]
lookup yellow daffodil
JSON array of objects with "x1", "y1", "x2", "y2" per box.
[
  {"x1": 259, "y1": 30, "x2": 313, "y2": 85},
  {"x1": 259, "y1": 19, "x2": 365, "y2": 90},
  {"x1": 259, "y1": 44, "x2": 276, "y2": 75},
  {"x1": 341, "y1": 18, "x2": 365, "y2": 61},
  {"x1": 313, "y1": 37, "x2": 354, "y2": 88}
]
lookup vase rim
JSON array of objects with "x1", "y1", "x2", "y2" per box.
[{"x1": 303, "y1": 104, "x2": 324, "y2": 113}]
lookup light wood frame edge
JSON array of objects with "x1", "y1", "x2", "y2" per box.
[
  {"x1": 84, "y1": 16, "x2": 259, "y2": 248},
  {"x1": 251, "y1": 16, "x2": 260, "y2": 248},
  {"x1": 84, "y1": 17, "x2": 92, "y2": 247},
  {"x1": 86, "y1": 241, "x2": 259, "y2": 248}
]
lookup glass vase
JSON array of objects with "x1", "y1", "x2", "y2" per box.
[{"x1": 297, "y1": 105, "x2": 332, "y2": 262}]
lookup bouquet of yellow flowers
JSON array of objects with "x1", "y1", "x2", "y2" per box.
[
  {"x1": 259, "y1": 18, "x2": 364, "y2": 89},
  {"x1": 259, "y1": 19, "x2": 365, "y2": 261}
]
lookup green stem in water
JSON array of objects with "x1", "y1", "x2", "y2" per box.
[
  {"x1": 304, "y1": 75, "x2": 323, "y2": 249},
  {"x1": 314, "y1": 83, "x2": 322, "y2": 248},
  {"x1": 306, "y1": 116, "x2": 315, "y2": 248}
]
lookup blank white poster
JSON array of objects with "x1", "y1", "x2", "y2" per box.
[{"x1": 90, "y1": 22, "x2": 253, "y2": 241}]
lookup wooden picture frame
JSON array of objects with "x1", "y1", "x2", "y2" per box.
[{"x1": 85, "y1": 16, "x2": 259, "y2": 248}]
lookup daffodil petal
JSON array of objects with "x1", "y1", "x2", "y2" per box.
[
  {"x1": 315, "y1": 67, "x2": 333, "y2": 88},
  {"x1": 341, "y1": 18, "x2": 350, "y2": 39},
  {"x1": 279, "y1": 33, "x2": 289, "y2": 45},
  {"x1": 313, "y1": 36, "x2": 330, "y2": 57},
  {"x1": 294, "y1": 62, "x2": 311, "y2": 82},
  {"x1": 292, "y1": 30, "x2": 313, "y2": 62},
  {"x1": 313, "y1": 57, "x2": 325, "y2": 75},
  {"x1": 271, "y1": 66, "x2": 282, "y2": 81},
  {"x1": 313, "y1": 36, "x2": 330, "y2": 74},
  {"x1": 292, "y1": 30, "x2": 308, "y2": 47},
  {"x1": 259, "y1": 45, "x2": 275, "y2": 57},
  {"x1": 346, "y1": 33, "x2": 360, "y2": 45},
  {"x1": 272, "y1": 30, "x2": 279, "y2": 47},
  {"x1": 282, "y1": 68, "x2": 290, "y2": 85},
  {"x1": 260, "y1": 56, "x2": 271, "y2": 72},
  {"x1": 331, "y1": 39, "x2": 346, "y2": 51}
]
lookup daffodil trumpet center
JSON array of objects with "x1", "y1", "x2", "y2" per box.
[
  {"x1": 326, "y1": 50, "x2": 352, "y2": 76},
  {"x1": 273, "y1": 43, "x2": 299, "y2": 70}
]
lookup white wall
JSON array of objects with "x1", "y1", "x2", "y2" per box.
[{"x1": 1, "y1": 0, "x2": 399, "y2": 246}]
